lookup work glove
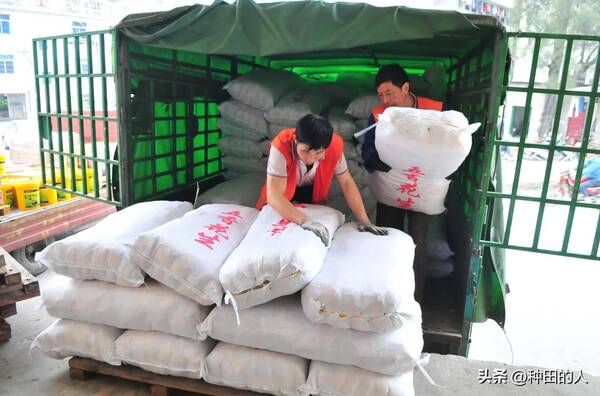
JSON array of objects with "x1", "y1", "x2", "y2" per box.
[
  {"x1": 367, "y1": 157, "x2": 391, "y2": 173},
  {"x1": 301, "y1": 218, "x2": 330, "y2": 247},
  {"x1": 356, "y1": 221, "x2": 388, "y2": 236}
]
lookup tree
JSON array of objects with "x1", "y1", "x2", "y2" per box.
[{"x1": 509, "y1": 0, "x2": 600, "y2": 143}]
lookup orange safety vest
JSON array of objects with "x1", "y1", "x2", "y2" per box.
[
  {"x1": 256, "y1": 128, "x2": 343, "y2": 209},
  {"x1": 371, "y1": 96, "x2": 444, "y2": 122}
]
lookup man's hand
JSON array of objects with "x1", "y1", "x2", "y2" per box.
[
  {"x1": 301, "y1": 219, "x2": 330, "y2": 246},
  {"x1": 357, "y1": 221, "x2": 388, "y2": 236},
  {"x1": 367, "y1": 157, "x2": 392, "y2": 172}
]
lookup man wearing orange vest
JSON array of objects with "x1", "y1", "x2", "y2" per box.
[
  {"x1": 361, "y1": 64, "x2": 444, "y2": 303},
  {"x1": 257, "y1": 114, "x2": 387, "y2": 245}
]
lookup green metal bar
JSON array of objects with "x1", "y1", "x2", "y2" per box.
[
  {"x1": 42, "y1": 40, "x2": 57, "y2": 186},
  {"x1": 63, "y1": 37, "x2": 76, "y2": 188},
  {"x1": 52, "y1": 39, "x2": 67, "y2": 191},
  {"x1": 132, "y1": 128, "x2": 220, "y2": 142},
  {"x1": 100, "y1": 33, "x2": 112, "y2": 202},
  {"x1": 33, "y1": 40, "x2": 47, "y2": 185},
  {"x1": 46, "y1": 184, "x2": 120, "y2": 206},
  {"x1": 502, "y1": 36, "x2": 541, "y2": 247},
  {"x1": 561, "y1": 43, "x2": 600, "y2": 254},
  {"x1": 36, "y1": 72, "x2": 113, "y2": 78},
  {"x1": 507, "y1": 32, "x2": 600, "y2": 41},
  {"x1": 128, "y1": 52, "x2": 227, "y2": 75},
  {"x1": 495, "y1": 140, "x2": 600, "y2": 154},
  {"x1": 170, "y1": 73, "x2": 179, "y2": 188},
  {"x1": 486, "y1": 191, "x2": 599, "y2": 209},
  {"x1": 86, "y1": 34, "x2": 98, "y2": 197},
  {"x1": 591, "y1": 214, "x2": 600, "y2": 258},
  {"x1": 150, "y1": 80, "x2": 157, "y2": 195},
  {"x1": 504, "y1": 86, "x2": 600, "y2": 97},
  {"x1": 185, "y1": 85, "x2": 193, "y2": 185},
  {"x1": 116, "y1": 30, "x2": 131, "y2": 207},
  {"x1": 37, "y1": 112, "x2": 117, "y2": 121},
  {"x1": 33, "y1": 29, "x2": 112, "y2": 42},
  {"x1": 74, "y1": 36, "x2": 85, "y2": 195},
  {"x1": 461, "y1": 31, "x2": 509, "y2": 357},
  {"x1": 481, "y1": 241, "x2": 600, "y2": 261},
  {"x1": 133, "y1": 163, "x2": 221, "y2": 183},
  {"x1": 39, "y1": 149, "x2": 118, "y2": 164},
  {"x1": 532, "y1": 39, "x2": 573, "y2": 249}
]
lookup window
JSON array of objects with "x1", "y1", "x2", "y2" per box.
[
  {"x1": 0, "y1": 55, "x2": 14, "y2": 74},
  {"x1": 0, "y1": 14, "x2": 9, "y2": 34},
  {"x1": 85, "y1": 0, "x2": 102, "y2": 15},
  {"x1": 0, "y1": 94, "x2": 26, "y2": 120},
  {"x1": 72, "y1": 21, "x2": 86, "y2": 33}
]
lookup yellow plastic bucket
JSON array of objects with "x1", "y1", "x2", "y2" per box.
[
  {"x1": 0, "y1": 178, "x2": 15, "y2": 207},
  {"x1": 15, "y1": 179, "x2": 40, "y2": 211},
  {"x1": 0, "y1": 153, "x2": 5, "y2": 176},
  {"x1": 71, "y1": 168, "x2": 95, "y2": 193},
  {"x1": 53, "y1": 173, "x2": 72, "y2": 201},
  {"x1": 37, "y1": 179, "x2": 58, "y2": 206}
]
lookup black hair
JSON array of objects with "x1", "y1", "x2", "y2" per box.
[
  {"x1": 295, "y1": 114, "x2": 333, "y2": 150},
  {"x1": 374, "y1": 64, "x2": 410, "y2": 90}
]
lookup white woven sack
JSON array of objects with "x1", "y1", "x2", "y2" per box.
[
  {"x1": 43, "y1": 275, "x2": 208, "y2": 340},
  {"x1": 268, "y1": 123, "x2": 293, "y2": 140},
  {"x1": 354, "y1": 118, "x2": 369, "y2": 131},
  {"x1": 345, "y1": 94, "x2": 380, "y2": 119},
  {"x1": 204, "y1": 343, "x2": 309, "y2": 396},
  {"x1": 195, "y1": 173, "x2": 265, "y2": 208},
  {"x1": 347, "y1": 159, "x2": 368, "y2": 187},
  {"x1": 218, "y1": 136, "x2": 269, "y2": 159},
  {"x1": 223, "y1": 68, "x2": 302, "y2": 111},
  {"x1": 131, "y1": 204, "x2": 258, "y2": 305},
  {"x1": 265, "y1": 87, "x2": 330, "y2": 125},
  {"x1": 114, "y1": 330, "x2": 215, "y2": 379},
  {"x1": 368, "y1": 169, "x2": 450, "y2": 215},
  {"x1": 219, "y1": 205, "x2": 344, "y2": 309},
  {"x1": 223, "y1": 156, "x2": 267, "y2": 174},
  {"x1": 375, "y1": 107, "x2": 480, "y2": 178},
  {"x1": 36, "y1": 201, "x2": 192, "y2": 287},
  {"x1": 302, "y1": 223, "x2": 420, "y2": 333},
  {"x1": 199, "y1": 294, "x2": 423, "y2": 376},
  {"x1": 327, "y1": 107, "x2": 357, "y2": 141},
  {"x1": 299, "y1": 361, "x2": 415, "y2": 396},
  {"x1": 218, "y1": 100, "x2": 269, "y2": 136},
  {"x1": 32, "y1": 319, "x2": 123, "y2": 365},
  {"x1": 343, "y1": 143, "x2": 359, "y2": 161},
  {"x1": 218, "y1": 117, "x2": 266, "y2": 142}
]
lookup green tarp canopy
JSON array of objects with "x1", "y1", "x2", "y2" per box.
[{"x1": 117, "y1": 0, "x2": 502, "y2": 59}]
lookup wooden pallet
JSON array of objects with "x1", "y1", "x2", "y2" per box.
[
  {"x1": 0, "y1": 247, "x2": 41, "y2": 341},
  {"x1": 69, "y1": 357, "x2": 266, "y2": 396}
]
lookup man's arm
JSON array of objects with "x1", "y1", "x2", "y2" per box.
[
  {"x1": 361, "y1": 114, "x2": 391, "y2": 173},
  {"x1": 266, "y1": 176, "x2": 307, "y2": 225},
  {"x1": 336, "y1": 171, "x2": 387, "y2": 236}
]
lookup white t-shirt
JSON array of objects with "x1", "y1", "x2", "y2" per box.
[{"x1": 267, "y1": 144, "x2": 348, "y2": 187}]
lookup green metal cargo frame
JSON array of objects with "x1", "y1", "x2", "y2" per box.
[{"x1": 32, "y1": 3, "x2": 599, "y2": 358}]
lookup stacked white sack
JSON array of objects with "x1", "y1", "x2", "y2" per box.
[
  {"x1": 204, "y1": 342, "x2": 310, "y2": 396},
  {"x1": 130, "y1": 204, "x2": 258, "y2": 305},
  {"x1": 302, "y1": 223, "x2": 420, "y2": 333},
  {"x1": 35, "y1": 201, "x2": 192, "y2": 287},
  {"x1": 369, "y1": 107, "x2": 480, "y2": 214},
  {"x1": 114, "y1": 330, "x2": 215, "y2": 379},
  {"x1": 194, "y1": 173, "x2": 264, "y2": 208},
  {"x1": 219, "y1": 204, "x2": 344, "y2": 309},
  {"x1": 300, "y1": 360, "x2": 415, "y2": 396},
  {"x1": 32, "y1": 319, "x2": 123, "y2": 366},
  {"x1": 43, "y1": 275, "x2": 209, "y2": 340},
  {"x1": 265, "y1": 87, "x2": 330, "y2": 126},
  {"x1": 199, "y1": 294, "x2": 423, "y2": 376}
]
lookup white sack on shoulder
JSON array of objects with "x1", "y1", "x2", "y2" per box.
[
  {"x1": 131, "y1": 204, "x2": 258, "y2": 305},
  {"x1": 204, "y1": 343, "x2": 309, "y2": 396},
  {"x1": 302, "y1": 223, "x2": 420, "y2": 333},
  {"x1": 375, "y1": 107, "x2": 479, "y2": 179},
  {"x1": 114, "y1": 330, "x2": 215, "y2": 379},
  {"x1": 32, "y1": 319, "x2": 122, "y2": 365},
  {"x1": 199, "y1": 294, "x2": 422, "y2": 376},
  {"x1": 219, "y1": 204, "x2": 344, "y2": 309},
  {"x1": 43, "y1": 275, "x2": 208, "y2": 340},
  {"x1": 36, "y1": 201, "x2": 192, "y2": 287},
  {"x1": 299, "y1": 361, "x2": 414, "y2": 396},
  {"x1": 368, "y1": 169, "x2": 450, "y2": 215}
]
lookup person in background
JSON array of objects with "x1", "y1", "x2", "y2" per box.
[
  {"x1": 257, "y1": 114, "x2": 387, "y2": 245},
  {"x1": 361, "y1": 64, "x2": 444, "y2": 303}
]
